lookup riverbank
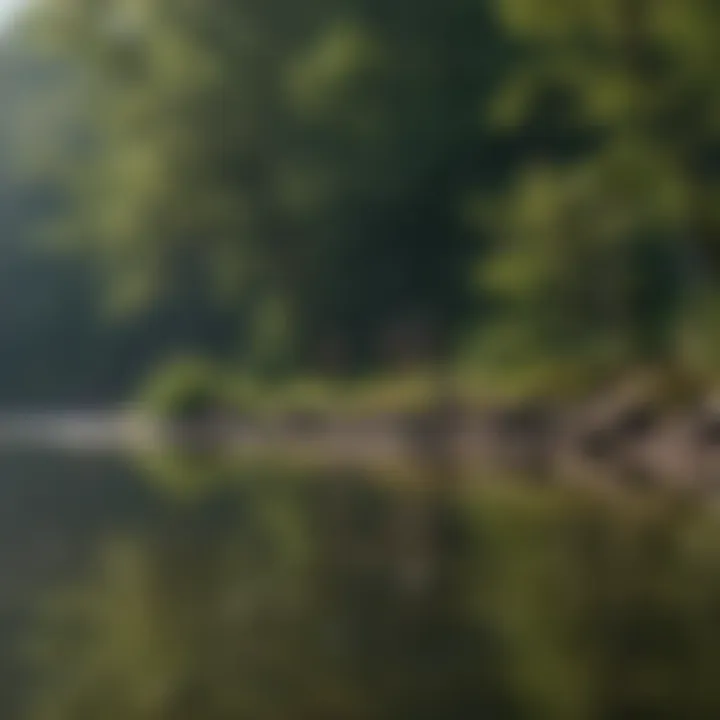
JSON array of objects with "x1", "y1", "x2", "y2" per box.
[
  {"x1": 4, "y1": 382, "x2": 720, "y2": 485},
  {"x1": 152, "y1": 402, "x2": 720, "y2": 486}
]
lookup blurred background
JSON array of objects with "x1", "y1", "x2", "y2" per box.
[
  {"x1": 5, "y1": 0, "x2": 720, "y2": 407},
  {"x1": 0, "y1": 0, "x2": 720, "y2": 717}
]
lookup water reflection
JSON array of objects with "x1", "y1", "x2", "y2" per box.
[{"x1": 20, "y1": 458, "x2": 720, "y2": 719}]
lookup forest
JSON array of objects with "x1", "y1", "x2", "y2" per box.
[
  {"x1": 6, "y1": 5, "x2": 720, "y2": 715},
  {"x1": 2, "y1": 0, "x2": 720, "y2": 409}
]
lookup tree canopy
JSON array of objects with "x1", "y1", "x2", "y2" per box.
[{"x1": 0, "y1": 0, "x2": 717, "y2": 399}]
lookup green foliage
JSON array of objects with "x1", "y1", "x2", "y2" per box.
[
  {"x1": 6, "y1": 0, "x2": 720, "y2": 402},
  {"x1": 0, "y1": 25, "x2": 244, "y2": 407},
  {"x1": 41, "y1": 0, "x2": 507, "y2": 374},
  {"x1": 478, "y1": 0, "x2": 720, "y2": 393},
  {"x1": 139, "y1": 357, "x2": 228, "y2": 422}
]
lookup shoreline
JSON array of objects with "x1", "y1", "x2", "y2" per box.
[{"x1": 0, "y1": 404, "x2": 717, "y2": 485}]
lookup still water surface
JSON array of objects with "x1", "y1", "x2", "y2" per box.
[{"x1": 3, "y1": 450, "x2": 720, "y2": 718}]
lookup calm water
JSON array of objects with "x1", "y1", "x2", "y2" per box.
[{"x1": 3, "y1": 450, "x2": 720, "y2": 718}]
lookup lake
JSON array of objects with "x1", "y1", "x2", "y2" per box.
[{"x1": 3, "y1": 448, "x2": 720, "y2": 718}]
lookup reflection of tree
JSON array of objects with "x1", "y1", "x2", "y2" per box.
[
  {"x1": 29, "y1": 470, "x2": 720, "y2": 720},
  {"x1": 29, "y1": 472, "x2": 514, "y2": 720},
  {"x1": 465, "y1": 488, "x2": 720, "y2": 720},
  {"x1": 31, "y1": 483, "x2": 354, "y2": 719}
]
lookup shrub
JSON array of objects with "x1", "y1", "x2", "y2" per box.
[{"x1": 139, "y1": 357, "x2": 228, "y2": 423}]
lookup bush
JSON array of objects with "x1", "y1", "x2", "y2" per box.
[{"x1": 139, "y1": 357, "x2": 228, "y2": 423}]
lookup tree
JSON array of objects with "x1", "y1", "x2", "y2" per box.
[
  {"x1": 477, "y1": 0, "x2": 720, "y2": 393},
  {"x1": 40, "y1": 0, "x2": 508, "y2": 375}
]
